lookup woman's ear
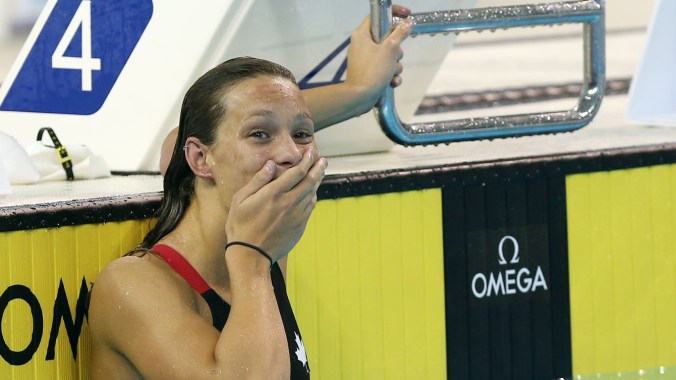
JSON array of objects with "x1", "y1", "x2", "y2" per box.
[{"x1": 184, "y1": 137, "x2": 214, "y2": 179}]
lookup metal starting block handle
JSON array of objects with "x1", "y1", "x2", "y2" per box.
[{"x1": 370, "y1": 0, "x2": 606, "y2": 145}]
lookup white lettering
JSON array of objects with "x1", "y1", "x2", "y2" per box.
[
  {"x1": 472, "y1": 273, "x2": 487, "y2": 298},
  {"x1": 487, "y1": 272, "x2": 505, "y2": 297},
  {"x1": 505, "y1": 269, "x2": 516, "y2": 294},
  {"x1": 532, "y1": 267, "x2": 548, "y2": 291},
  {"x1": 470, "y1": 236, "x2": 549, "y2": 299},
  {"x1": 517, "y1": 267, "x2": 532, "y2": 293}
]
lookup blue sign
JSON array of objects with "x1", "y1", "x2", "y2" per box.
[{"x1": 0, "y1": 0, "x2": 153, "y2": 115}]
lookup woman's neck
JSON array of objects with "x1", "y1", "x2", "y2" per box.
[{"x1": 160, "y1": 193, "x2": 230, "y2": 288}]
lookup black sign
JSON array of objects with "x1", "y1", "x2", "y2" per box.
[{"x1": 443, "y1": 177, "x2": 571, "y2": 380}]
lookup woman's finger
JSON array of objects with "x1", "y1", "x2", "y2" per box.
[
  {"x1": 288, "y1": 156, "x2": 327, "y2": 205},
  {"x1": 386, "y1": 18, "x2": 413, "y2": 46},
  {"x1": 391, "y1": 75, "x2": 403, "y2": 87},
  {"x1": 394, "y1": 62, "x2": 403, "y2": 76},
  {"x1": 272, "y1": 149, "x2": 319, "y2": 193},
  {"x1": 392, "y1": 4, "x2": 412, "y2": 18},
  {"x1": 233, "y1": 160, "x2": 275, "y2": 201}
]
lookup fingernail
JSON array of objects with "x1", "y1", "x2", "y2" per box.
[
  {"x1": 321, "y1": 157, "x2": 328, "y2": 167},
  {"x1": 264, "y1": 160, "x2": 275, "y2": 171}
]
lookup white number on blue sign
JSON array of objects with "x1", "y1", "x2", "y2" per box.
[
  {"x1": 51, "y1": 1, "x2": 101, "y2": 92},
  {"x1": 0, "y1": 0, "x2": 153, "y2": 115}
]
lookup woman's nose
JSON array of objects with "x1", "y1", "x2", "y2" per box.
[{"x1": 274, "y1": 135, "x2": 303, "y2": 169}]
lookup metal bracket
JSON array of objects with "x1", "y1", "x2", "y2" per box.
[{"x1": 370, "y1": 0, "x2": 606, "y2": 145}]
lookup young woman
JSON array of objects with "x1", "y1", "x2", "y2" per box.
[{"x1": 89, "y1": 13, "x2": 411, "y2": 379}]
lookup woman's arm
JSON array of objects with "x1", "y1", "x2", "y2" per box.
[
  {"x1": 90, "y1": 253, "x2": 286, "y2": 380},
  {"x1": 305, "y1": 7, "x2": 413, "y2": 131}
]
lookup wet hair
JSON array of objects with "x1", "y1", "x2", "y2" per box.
[{"x1": 133, "y1": 57, "x2": 298, "y2": 252}]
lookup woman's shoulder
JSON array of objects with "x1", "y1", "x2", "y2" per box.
[
  {"x1": 88, "y1": 254, "x2": 220, "y2": 377},
  {"x1": 88, "y1": 254, "x2": 199, "y2": 338},
  {"x1": 92, "y1": 253, "x2": 196, "y2": 307},
  {"x1": 94, "y1": 254, "x2": 168, "y2": 295}
]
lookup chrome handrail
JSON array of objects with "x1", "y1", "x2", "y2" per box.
[{"x1": 370, "y1": 0, "x2": 606, "y2": 145}]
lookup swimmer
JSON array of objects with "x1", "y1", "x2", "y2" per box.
[{"x1": 90, "y1": 56, "x2": 323, "y2": 379}]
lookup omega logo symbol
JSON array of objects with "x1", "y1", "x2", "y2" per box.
[
  {"x1": 498, "y1": 236, "x2": 520, "y2": 265},
  {"x1": 471, "y1": 236, "x2": 548, "y2": 299}
]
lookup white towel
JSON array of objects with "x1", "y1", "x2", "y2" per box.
[{"x1": 0, "y1": 131, "x2": 41, "y2": 186}]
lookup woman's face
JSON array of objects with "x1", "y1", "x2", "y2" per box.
[{"x1": 205, "y1": 75, "x2": 317, "y2": 206}]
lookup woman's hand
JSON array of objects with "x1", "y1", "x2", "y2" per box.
[
  {"x1": 225, "y1": 149, "x2": 327, "y2": 263},
  {"x1": 345, "y1": 6, "x2": 413, "y2": 103},
  {"x1": 305, "y1": 6, "x2": 413, "y2": 130}
]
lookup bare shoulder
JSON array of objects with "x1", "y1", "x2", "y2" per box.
[
  {"x1": 89, "y1": 254, "x2": 224, "y2": 378},
  {"x1": 92, "y1": 254, "x2": 161, "y2": 292},
  {"x1": 88, "y1": 254, "x2": 197, "y2": 345},
  {"x1": 92, "y1": 253, "x2": 175, "y2": 290},
  {"x1": 91, "y1": 254, "x2": 177, "y2": 306},
  {"x1": 89, "y1": 254, "x2": 206, "y2": 378}
]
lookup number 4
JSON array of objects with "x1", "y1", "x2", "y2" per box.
[{"x1": 51, "y1": 1, "x2": 101, "y2": 92}]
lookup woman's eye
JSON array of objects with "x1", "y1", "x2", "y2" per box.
[
  {"x1": 250, "y1": 131, "x2": 270, "y2": 139},
  {"x1": 294, "y1": 131, "x2": 314, "y2": 142}
]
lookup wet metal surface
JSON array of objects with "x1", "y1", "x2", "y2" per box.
[
  {"x1": 402, "y1": 0, "x2": 603, "y2": 35},
  {"x1": 372, "y1": 0, "x2": 605, "y2": 145}
]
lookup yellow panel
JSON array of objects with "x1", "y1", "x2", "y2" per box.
[
  {"x1": 0, "y1": 219, "x2": 151, "y2": 379},
  {"x1": 357, "y1": 194, "x2": 385, "y2": 379},
  {"x1": 649, "y1": 165, "x2": 676, "y2": 366},
  {"x1": 4, "y1": 230, "x2": 33, "y2": 380},
  {"x1": 421, "y1": 190, "x2": 447, "y2": 380},
  {"x1": 314, "y1": 199, "x2": 341, "y2": 377},
  {"x1": 336, "y1": 197, "x2": 361, "y2": 380},
  {"x1": 588, "y1": 172, "x2": 615, "y2": 371},
  {"x1": 2, "y1": 191, "x2": 444, "y2": 380},
  {"x1": 567, "y1": 164, "x2": 676, "y2": 377},
  {"x1": 380, "y1": 192, "x2": 406, "y2": 380},
  {"x1": 567, "y1": 173, "x2": 596, "y2": 372},
  {"x1": 288, "y1": 189, "x2": 446, "y2": 380},
  {"x1": 76, "y1": 224, "x2": 101, "y2": 380},
  {"x1": 402, "y1": 193, "x2": 425, "y2": 377},
  {"x1": 631, "y1": 168, "x2": 659, "y2": 366},
  {"x1": 610, "y1": 170, "x2": 638, "y2": 372}
]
